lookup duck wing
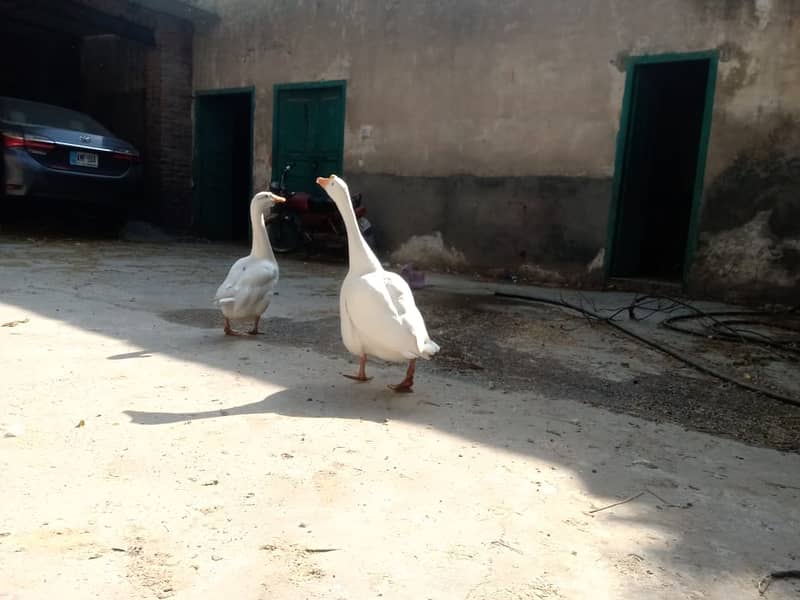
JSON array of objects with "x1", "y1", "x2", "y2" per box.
[
  {"x1": 346, "y1": 270, "x2": 439, "y2": 359},
  {"x1": 215, "y1": 258, "x2": 278, "y2": 310}
]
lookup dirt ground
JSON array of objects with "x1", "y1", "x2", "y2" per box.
[{"x1": 1, "y1": 235, "x2": 799, "y2": 599}]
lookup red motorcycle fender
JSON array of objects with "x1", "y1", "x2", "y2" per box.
[{"x1": 287, "y1": 193, "x2": 310, "y2": 212}]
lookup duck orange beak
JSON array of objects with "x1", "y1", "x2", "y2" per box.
[
  {"x1": 316, "y1": 176, "x2": 332, "y2": 187},
  {"x1": 271, "y1": 194, "x2": 286, "y2": 203}
]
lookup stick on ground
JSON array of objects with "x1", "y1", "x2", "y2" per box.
[
  {"x1": 588, "y1": 492, "x2": 645, "y2": 514},
  {"x1": 758, "y1": 570, "x2": 800, "y2": 595}
]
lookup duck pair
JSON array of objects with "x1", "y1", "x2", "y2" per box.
[{"x1": 214, "y1": 175, "x2": 440, "y2": 392}]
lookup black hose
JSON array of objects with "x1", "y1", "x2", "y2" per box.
[
  {"x1": 662, "y1": 311, "x2": 800, "y2": 354},
  {"x1": 494, "y1": 291, "x2": 800, "y2": 408}
]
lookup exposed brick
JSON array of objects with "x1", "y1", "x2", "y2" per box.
[{"x1": 77, "y1": 0, "x2": 193, "y2": 230}]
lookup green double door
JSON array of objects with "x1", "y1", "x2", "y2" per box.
[{"x1": 272, "y1": 82, "x2": 346, "y2": 194}]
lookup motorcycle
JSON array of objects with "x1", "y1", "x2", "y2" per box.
[{"x1": 266, "y1": 164, "x2": 376, "y2": 255}]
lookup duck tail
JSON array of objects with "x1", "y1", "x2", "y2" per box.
[{"x1": 420, "y1": 338, "x2": 440, "y2": 359}]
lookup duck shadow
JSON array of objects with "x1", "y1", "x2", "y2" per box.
[
  {"x1": 124, "y1": 382, "x2": 422, "y2": 426},
  {"x1": 119, "y1": 357, "x2": 800, "y2": 592}
]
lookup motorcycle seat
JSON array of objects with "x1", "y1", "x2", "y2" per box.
[{"x1": 309, "y1": 195, "x2": 336, "y2": 212}]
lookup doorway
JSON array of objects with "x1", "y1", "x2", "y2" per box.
[
  {"x1": 272, "y1": 80, "x2": 346, "y2": 193},
  {"x1": 193, "y1": 88, "x2": 254, "y2": 240},
  {"x1": 607, "y1": 52, "x2": 717, "y2": 282}
]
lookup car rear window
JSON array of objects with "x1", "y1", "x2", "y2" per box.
[{"x1": 0, "y1": 97, "x2": 110, "y2": 135}]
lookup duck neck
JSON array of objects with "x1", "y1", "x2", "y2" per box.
[
  {"x1": 250, "y1": 200, "x2": 275, "y2": 261},
  {"x1": 337, "y1": 192, "x2": 381, "y2": 275}
]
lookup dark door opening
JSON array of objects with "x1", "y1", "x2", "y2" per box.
[
  {"x1": 193, "y1": 90, "x2": 253, "y2": 240},
  {"x1": 272, "y1": 81, "x2": 345, "y2": 194},
  {"x1": 609, "y1": 55, "x2": 716, "y2": 281}
]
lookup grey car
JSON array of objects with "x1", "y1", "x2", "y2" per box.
[{"x1": 0, "y1": 96, "x2": 142, "y2": 224}]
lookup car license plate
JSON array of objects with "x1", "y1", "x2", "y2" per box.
[
  {"x1": 69, "y1": 150, "x2": 98, "y2": 168},
  {"x1": 358, "y1": 217, "x2": 371, "y2": 231}
]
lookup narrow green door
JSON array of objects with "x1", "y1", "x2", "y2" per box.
[
  {"x1": 607, "y1": 54, "x2": 716, "y2": 281},
  {"x1": 193, "y1": 90, "x2": 254, "y2": 240},
  {"x1": 194, "y1": 95, "x2": 235, "y2": 239},
  {"x1": 272, "y1": 82, "x2": 346, "y2": 193},
  {"x1": 610, "y1": 65, "x2": 654, "y2": 277}
]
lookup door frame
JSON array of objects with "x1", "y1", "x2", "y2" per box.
[
  {"x1": 604, "y1": 50, "x2": 718, "y2": 284},
  {"x1": 192, "y1": 85, "x2": 256, "y2": 222},
  {"x1": 270, "y1": 79, "x2": 347, "y2": 183}
]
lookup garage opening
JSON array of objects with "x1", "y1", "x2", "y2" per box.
[
  {"x1": 193, "y1": 90, "x2": 254, "y2": 241},
  {"x1": 0, "y1": 0, "x2": 155, "y2": 229},
  {"x1": 0, "y1": 2, "x2": 154, "y2": 151},
  {"x1": 0, "y1": 0, "x2": 210, "y2": 234},
  {"x1": 0, "y1": 20, "x2": 81, "y2": 110},
  {"x1": 608, "y1": 54, "x2": 717, "y2": 282}
]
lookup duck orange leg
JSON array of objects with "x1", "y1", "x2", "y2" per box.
[
  {"x1": 388, "y1": 359, "x2": 416, "y2": 393},
  {"x1": 247, "y1": 316, "x2": 262, "y2": 335},
  {"x1": 224, "y1": 318, "x2": 245, "y2": 336},
  {"x1": 343, "y1": 354, "x2": 372, "y2": 382}
]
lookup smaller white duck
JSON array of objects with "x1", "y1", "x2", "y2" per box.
[
  {"x1": 316, "y1": 174, "x2": 440, "y2": 392},
  {"x1": 214, "y1": 191, "x2": 285, "y2": 336}
]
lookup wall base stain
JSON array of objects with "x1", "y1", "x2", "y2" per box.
[
  {"x1": 690, "y1": 210, "x2": 799, "y2": 305},
  {"x1": 389, "y1": 231, "x2": 467, "y2": 270},
  {"x1": 691, "y1": 113, "x2": 800, "y2": 304},
  {"x1": 701, "y1": 149, "x2": 799, "y2": 234},
  {"x1": 349, "y1": 172, "x2": 612, "y2": 274}
]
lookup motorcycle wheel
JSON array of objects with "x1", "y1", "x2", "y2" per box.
[
  {"x1": 268, "y1": 217, "x2": 301, "y2": 253},
  {"x1": 364, "y1": 229, "x2": 377, "y2": 250}
]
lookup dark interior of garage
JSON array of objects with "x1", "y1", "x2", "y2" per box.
[
  {"x1": 0, "y1": 0, "x2": 153, "y2": 221},
  {"x1": 0, "y1": 1, "x2": 154, "y2": 143},
  {"x1": 0, "y1": 19, "x2": 83, "y2": 111},
  {"x1": 0, "y1": 0, "x2": 208, "y2": 234}
]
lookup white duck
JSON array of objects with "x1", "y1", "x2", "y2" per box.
[
  {"x1": 214, "y1": 191, "x2": 285, "y2": 336},
  {"x1": 316, "y1": 174, "x2": 440, "y2": 392}
]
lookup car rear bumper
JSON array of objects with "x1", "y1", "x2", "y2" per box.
[{"x1": 3, "y1": 148, "x2": 141, "y2": 206}]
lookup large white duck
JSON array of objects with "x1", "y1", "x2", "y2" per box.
[
  {"x1": 214, "y1": 191, "x2": 285, "y2": 336},
  {"x1": 316, "y1": 174, "x2": 440, "y2": 392}
]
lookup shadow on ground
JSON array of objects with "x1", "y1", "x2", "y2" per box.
[{"x1": 2, "y1": 234, "x2": 799, "y2": 595}]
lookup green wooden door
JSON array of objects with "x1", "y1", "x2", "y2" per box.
[
  {"x1": 194, "y1": 95, "x2": 235, "y2": 239},
  {"x1": 609, "y1": 56, "x2": 715, "y2": 280},
  {"x1": 610, "y1": 65, "x2": 655, "y2": 277},
  {"x1": 193, "y1": 91, "x2": 254, "y2": 240},
  {"x1": 273, "y1": 82, "x2": 346, "y2": 193}
]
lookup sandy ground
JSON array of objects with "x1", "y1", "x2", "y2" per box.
[{"x1": 1, "y1": 237, "x2": 799, "y2": 600}]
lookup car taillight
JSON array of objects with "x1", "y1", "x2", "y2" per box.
[
  {"x1": 112, "y1": 150, "x2": 142, "y2": 164},
  {"x1": 24, "y1": 135, "x2": 55, "y2": 154},
  {"x1": 3, "y1": 132, "x2": 55, "y2": 153},
  {"x1": 2, "y1": 132, "x2": 25, "y2": 148}
]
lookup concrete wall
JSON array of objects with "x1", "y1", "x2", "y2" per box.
[{"x1": 191, "y1": 0, "x2": 799, "y2": 303}]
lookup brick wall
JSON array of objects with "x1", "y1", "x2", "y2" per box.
[
  {"x1": 144, "y1": 17, "x2": 194, "y2": 229},
  {"x1": 77, "y1": 0, "x2": 194, "y2": 230},
  {"x1": 81, "y1": 34, "x2": 147, "y2": 199}
]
